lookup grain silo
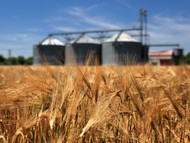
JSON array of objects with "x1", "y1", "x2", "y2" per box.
[
  {"x1": 65, "y1": 34, "x2": 101, "y2": 65},
  {"x1": 142, "y1": 45, "x2": 149, "y2": 62},
  {"x1": 102, "y1": 32, "x2": 143, "y2": 65},
  {"x1": 33, "y1": 36, "x2": 65, "y2": 65},
  {"x1": 173, "y1": 48, "x2": 183, "y2": 65},
  {"x1": 173, "y1": 48, "x2": 183, "y2": 57}
]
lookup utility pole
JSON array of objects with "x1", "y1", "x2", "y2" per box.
[
  {"x1": 144, "y1": 10, "x2": 147, "y2": 45},
  {"x1": 139, "y1": 8, "x2": 143, "y2": 44},
  {"x1": 8, "y1": 49, "x2": 12, "y2": 65},
  {"x1": 139, "y1": 9, "x2": 148, "y2": 45},
  {"x1": 8, "y1": 49, "x2": 12, "y2": 58}
]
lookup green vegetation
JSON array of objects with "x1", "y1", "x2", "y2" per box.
[
  {"x1": 0, "y1": 55, "x2": 33, "y2": 65},
  {"x1": 182, "y1": 52, "x2": 190, "y2": 64},
  {"x1": 173, "y1": 52, "x2": 190, "y2": 65}
]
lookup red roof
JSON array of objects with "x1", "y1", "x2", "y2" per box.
[{"x1": 149, "y1": 51, "x2": 173, "y2": 56}]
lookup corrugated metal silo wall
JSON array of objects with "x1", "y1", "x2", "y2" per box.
[
  {"x1": 102, "y1": 42, "x2": 117, "y2": 65},
  {"x1": 33, "y1": 44, "x2": 42, "y2": 65},
  {"x1": 114, "y1": 42, "x2": 143, "y2": 65},
  {"x1": 65, "y1": 43, "x2": 101, "y2": 65},
  {"x1": 102, "y1": 42, "x2": 143, "y2": 65},
  {"x1": 173, "y1": 48, "x2": 183, "y2": 57},
  {"x1": 142, "y1": 45, "x2": 149, "y2": 62},
  {"x1": 65, "y1": 44, "x2": 75, "y2": 65},
  {"x1": 37, "y1": 45, "x2": 65, "y2": 65}
]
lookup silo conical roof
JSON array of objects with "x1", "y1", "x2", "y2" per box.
[
  {"x1": 105, "y1": 33, "x2": 139, "y2": 42},
  {"x1": 68, "y1": 35, "x2": 100, "y2": 44},
  {"x1": 40, "y1": 36, "x2": 64, "y2": 45}
]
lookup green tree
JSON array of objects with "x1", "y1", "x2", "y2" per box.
[
  {"x1": 3, "y1": 59, "x2": 9, "y2": 65},
  {"x1": 17, "y1": 56, "x2": 25, "y2": 65},
  {"x1": 0, "y1": 55, "x2": 5, "y2": 64},
  {"x1": 183, "y1": 52, "x2": 190, "y2": 64},
  {"x1": 8, "y1": 57, "x2": 18, "y2": 65},
  {"x1": 25, "y1": 57, "x2": 33, "y2": 65}
]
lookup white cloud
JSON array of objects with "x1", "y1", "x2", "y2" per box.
[
  {"x1": 0, "y1": 33, "x2": 44, "y2": 43},
  {"x1": 0, "y1": 44, "x2": 33, "y2": 58},
  {"x1": 0, "y1": 33, "x2": 44, "y2": 57},
  {"x1": 42, "y1": 17, "x2": 67, "y2": 23},
  {"x1": 66, "y1": 7, "x2": 123, "y2": 29},
  {"x1": 27, "y1": 28, "x2": 42, "y2": 32},
  {"x1": 150, "y1": 15, "x2": 190, "y2": 33},
  {"x1": 148, "y1": 14, "x2": 190, "y2": 53},
  {"x1": 116, "y1": 0, "x2": 136, "y2": 12},
  {"x1": 52, "y1": 26, "x2": 77, "y2": 32}
]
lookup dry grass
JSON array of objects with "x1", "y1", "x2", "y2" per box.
[{"x1": 0, "y1": 64, "x2": 190, "y2": 142}]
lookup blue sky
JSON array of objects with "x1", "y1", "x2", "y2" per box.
[{"x1": 0, "y1": 0, "x2": 190, "y2": 57}]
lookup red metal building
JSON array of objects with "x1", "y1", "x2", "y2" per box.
[{"x1": 149, "y1": 51, "x2": 173, "y2": 65}]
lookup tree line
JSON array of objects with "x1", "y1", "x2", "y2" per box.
[
  {"x1": 0, "y1": 55, "x2": 33, "y2": 65},
  {"x1": 182, "y1": 52, "x2": 190, "y2": 64},
  {"x1": 172, "y1": 52, "x2": 190, "y2": 65},
  {"x1": 0, "y1": 52, "x2": 190, "y2": 65}
]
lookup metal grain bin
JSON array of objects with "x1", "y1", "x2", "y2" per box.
[
  {"x1": 173, "y1": 48, "x2": 183, "y2": 57},
  {"x1": 65, "y1": 34, "x2": 101, "y2": 65},
  {"x1": 33, "y1": 36, "x2": 65, "y2": 65},
  {"x1": 142, "y1": 45, "x2": 149, "y2": 62},
  {"x1": 102, "y1": 33, "x2": 143, "y2": 65},
  {"x1": 33, "y1": 44, "x2": 41, "y2": 65},
  {"x1": 173, "y1": 48, "x2": 183, "y2": 65}
]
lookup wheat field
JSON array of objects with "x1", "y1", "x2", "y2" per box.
[{"x1": 0, "y1": 64, "x2": 190, "y2": 142}]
